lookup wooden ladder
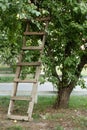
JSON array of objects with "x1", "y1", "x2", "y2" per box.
[{"x1": 7, "y1": 17, "x2": 50, "y2": 121}]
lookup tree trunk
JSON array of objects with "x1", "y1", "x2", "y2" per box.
[
  {"x1": 54, "y1": 53, "x2": 87, "y2": 109},
  {"x1": 54, "y1": 84, "x2": 73, "y2": 108}
]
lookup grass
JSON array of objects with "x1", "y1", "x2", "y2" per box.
[
  {"x1": 0, "y1": 66, "x2": 14, "y2": 82},
  {"x1": 69, "y1": 96, "x2": 87, "y2": 109},
  {"x1": 0, "y1": 76, "x2": 14, "y2": 83},
  {"x1": 7, "y1": 126, "x2": 23, "y2": 130},
  {"x1": 0, "y1": 96, "x2": 55, "y2": 116},
  {"x1": 0, "y1": 96, "x2": 87, "y2": 114},
  {"x1": 7, "y1": 125, "x2": 64, "y2": 130},
  {"x1": 0, "y1": 66, "x2": 12, "y2": 71},
  {"x1": 0, "y1": 96, "x2": 87, "y2": 130},
  {"x1": 0, "y1": 66, "x2": 13, "y2": 74},
  {"x1": 54, "y1": 125, "x2": 64, "y2": 130},
  {"x1": 0, "y1": 65, "x2": 14, "y2": 83}
]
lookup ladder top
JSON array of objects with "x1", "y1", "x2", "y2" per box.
[
  {"x1": 24, "y1": 32, "x2": 45, "y2": 36},
  {"x1": 17, "y1": 62, "x2": 41, "y2": 66},
  {"x1": 24, "y1": 17, "x2": 50, "y2": 22}
]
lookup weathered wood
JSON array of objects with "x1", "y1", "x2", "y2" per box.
[
  {"x1": 22, "y1": 46, "x2": 43, "y2": 50},
  {"x1": 24, "y1": 32, "x2": 45, "y2": 35},
  {"x1": 14, "y1": 78, "x2": 37, "y2": 83},
  {"x1": 11, "y1": 96, "x2": 31, "y2": 101},
  {"x1": 17, "y1": 62, "x2": 41, "y2": 66},
  {"x1": 7, "y1": 115, "x2": 29, "y2": 121},
  {"x1": 35, "y1": 17, "x2": 50, "y2": 21}
]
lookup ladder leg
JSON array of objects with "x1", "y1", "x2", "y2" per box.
[
  {"x1": 27, "y1": 100, "x2": 34, "y2": 120},
  {"x1": 8, "y1": 83, "x2": 18, "y2": 115},
  {"x1": 34, "y1": 66, "x2": 41, "y2": 103},
  {"x1": 8, "y1": 66, "x2": 21, "y2": 115},
  {"x1": 27, "y1": 82, "x2": 38, "y2": 119}
]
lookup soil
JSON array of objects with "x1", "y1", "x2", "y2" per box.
[{"x1": 0, "y1": 108, "x2": 87, "y2": 130}]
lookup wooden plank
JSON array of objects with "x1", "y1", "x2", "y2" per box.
[
  {"x1": 7, "y1": 115, "x2": 29, "y2": 121},
  {"x1": 17, "y1": 62, "x2": 41, "y2": 66},
  {"x1": 22, "y1": 46, "x2": 43, "y2": 50},
  {"x1": 11, "y1": 96, "x2": 31, "y2": 101},
  {"x1": 24, "y1": 32, "x2": 45, "y2": 35},
  {"x1": 24, "y1": 17, "x2": 50, "y2": 22},
  {"x1": 35, "y1": 17, "x2": 50, "y2": 21},
  {"x1": 14, "y1": 78, "x2": 37, "y2": 83}
]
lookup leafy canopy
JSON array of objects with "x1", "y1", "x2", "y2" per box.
[
  {"x1": 0, "y1": 0, "x2": 87, "y2": 88},
  {"x1": 42, "y1": 0, "x2": 87, "y2": 88},
  {"x1": 0, "y1": 0, "x2": 40, "y2": 65}
]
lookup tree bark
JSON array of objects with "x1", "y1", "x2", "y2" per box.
[
  {"x1": 54, "y1": 52, "x2": 87, "y2": 109},
  {"x1": 54, "y1": 84, "x2": 74, "y2": 108}
]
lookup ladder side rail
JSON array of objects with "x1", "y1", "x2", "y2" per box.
[
  {"x1": 11, "y1": 25, "x2": 29, "y2": 97},
  {"x1": 28, "y1": 21, "x2": 48, "y2": 94},
  {"x1": 8, "y1": 36, "x2": 26, "y2": 115},
  {"x1": 12, "y1": 23, "x2": 29, "y2": 96},
  {"x1": 12, "y1": 36, "x2": 27, "y2": 96},
  {"x1": 34, "y1": 20, "x2": 49, "y2": 102},
  {"x1": 27, "y1": 21, "x2": 49, "y2": 119}
]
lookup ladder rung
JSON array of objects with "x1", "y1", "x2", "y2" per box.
[
  {"x1": 25, "y1": 17, "x2": 50, "y2": 22},
  {"x1": 22, "y1": 46, "x2": 43, "y2": 50},
  {"x1": 17, "y1": 62, "x2": 41, "y2": 66},
  {"x1": 7, "y1": 115, "x2": 29, "y2": 121},
  {"x1": 35, "y1": 17, "x2": 50, "y2": 21},
  {"x1": 24, "y1": 32, "x2": 45, "y2": 35},
  {"x1": 11, "y1": 96, "x2": 31, "y2": 101},
  {"x1": 14, "y1": 78, "x2": 37, "y2": 83}
]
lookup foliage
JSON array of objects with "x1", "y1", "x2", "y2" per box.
[
  {"x1": 7, "y1": 126, "x2": 23, "y2": 130},
  {"x1": 41, "y1": 0, "x2": 87, "y2": 89},
  {"x1": 0, "y1": 0, "x2": 40, "y2": 66},
  {"x1": 0, "y1": 0, "x2": 87, "y2": 107}
]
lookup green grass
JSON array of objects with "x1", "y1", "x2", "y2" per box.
[
  {"x1": 0, "y1": 76, "x2": 14, "y2": 83},
  {"x1": 7, "y1": 126, "x2": 23, "y2": 130},
  {"x1": 54, "y1": 125, "x2": 64, "y2": 130},
  {"x1": 0, "y1": 96, "x2": 87, "y2": 110},
  {"x1": 0, "y1": 96, "x2": 10, "y2": 112},
  {"x1": 0, "y1": 96, "x2": 55, "y2": 115},
  {"x1": 33, "y1": 96, "x2": 55, "y2": 118},
  {"x1": 0, "y1": 66, "x2": 12, "y2": 71},
  {"x1": 4, "y1": 125, "x2": 64, "y2": 130},
  {"x1": 0, "y1": 66, "x2": 14, "y2": 82},
  {"x1": 0, "y1": 96, "x2": 87, "y2": 114},
  {"x1": 0, "y1": 66, "x2": 13, "y2": 74},
  {"x1": 69, "y1": 96, "x2": 87, "y2": 109},
  {"x1": 0, "y1": 96, "x2": 87, "y2": 130}
]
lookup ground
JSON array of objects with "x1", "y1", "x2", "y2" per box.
[{"x1": 0, "y1": 107, "x2": 87, "y2": 130}]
